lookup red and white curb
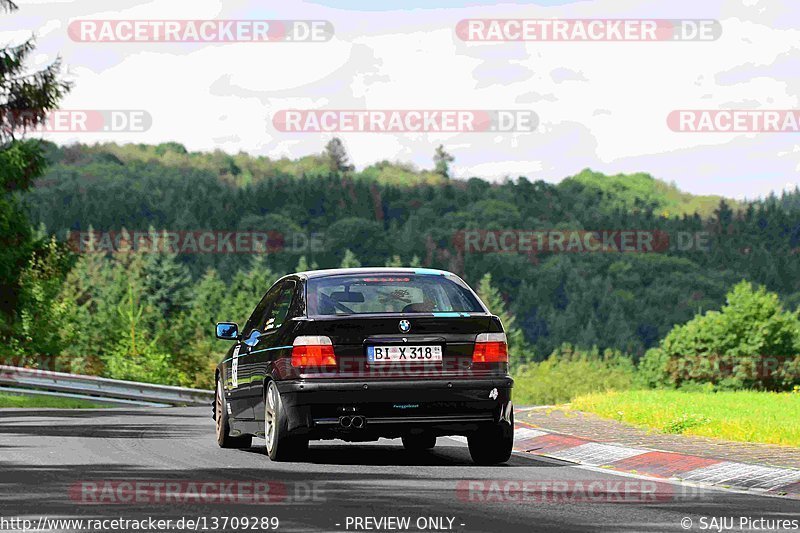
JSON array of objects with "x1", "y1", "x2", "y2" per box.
[{"x1": 512, "y1": 421, "x2": 800, "y2": 499}]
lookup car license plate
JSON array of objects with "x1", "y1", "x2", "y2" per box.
[{"x1": 367, "y1": 345, "x2": 442, "y2": 362}]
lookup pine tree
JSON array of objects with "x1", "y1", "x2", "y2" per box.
[
  {"x1": 477, "y1": 273, "x2": 528, "y2": 365},
  {"x1": 12, "y1": 237, "x2": 71, "y2": 367},
  {"x1": 296, "y1": 255, "x2": 318, "y2": 272},
  {"x1": 324, "y1": 137, "x2": 354, "y2": 174},
  {"x1": 141, "y1": 229, "x2": 192, "y2": 319},
  {"x1": 1, "y1": 0, "x2": 71, "y2": 143},
  {"x1": 433, "y1": 145, "x2": 454, "y2": 178},
  {"x1": 176, "y1": 267, "x2": 229, "y2": 387},
  {"x1": 225, "y1": 254, "x2": 278, "y2": 325},
  {"x1": 575, "y1": 318, "x2": 598, "y2": 351},
  {"x1": 55, "y1": 230, "x2": 111, "y2": 373},
  {"x1": 105, "y1": 282, "x2": 173, "y2": 384},
  {"x1": 185, "y1": 268, "x2": 227, "y2": 333},
  {"x1": 96, "y1": 236, "x2": 164, "y2": 378},
  {"x1": 340, "y1": 249, "x2": 361, "y2": 268},
  {"x1": 296, "y1": 255, "x2": 310, "y2": 272},
  {"x1": 604, "y1": 299, "x2": 635, "y2": 353},
  {"x1": 0, "y1": 0, "x2": 70, "y2": 319},
  {"x1": 385, "y1": 255, "x2": 404, "y2": 267}
]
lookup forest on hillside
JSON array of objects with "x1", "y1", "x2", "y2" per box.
[{"x1": 2, "y1": 140, "x2": 796, "y2": 381}]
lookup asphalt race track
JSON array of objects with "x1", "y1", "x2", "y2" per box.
[{"x1": 1, "y1": 407, "x2": 798, "y2": 533}]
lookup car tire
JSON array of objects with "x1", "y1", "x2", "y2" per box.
[
  {"x1": 264, "y1": 380, "x2": 309, "y2": 461},
  {"x1": 215, "y1": 378, "x2": 252, "y2": 449},
  {"x1": 402, "y1": 433, "x2": 436, "y2": 451},
  {"x1": 467, "y1": 413, "x2": 513, "y2": 465}
]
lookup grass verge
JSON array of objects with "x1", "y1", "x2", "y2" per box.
[
  {"x1": 571, "y1": 389, "x2": 800, "y2": 447},
  {"x1": 0, "y1": 392, "x2": 108, "y2": 409},
  {"x1": 512, "y1": 348, "x2": 637, "y2": 405}
]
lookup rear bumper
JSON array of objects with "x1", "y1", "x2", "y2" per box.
[{"x1": 276, "y1": 377, "x2": 513, "y2": 440}]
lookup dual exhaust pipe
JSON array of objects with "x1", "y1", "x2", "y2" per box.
[{"x1": 339, "y1": 415, "x2": 366, "y2": 429}]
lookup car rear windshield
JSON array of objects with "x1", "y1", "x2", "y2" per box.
[{"x1": 307, "y1": 274, "x2": 485, "y2": 316}]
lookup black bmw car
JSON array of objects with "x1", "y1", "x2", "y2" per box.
[{"x1": 213, "y1": 267, "x2": 514, "y2": 464}]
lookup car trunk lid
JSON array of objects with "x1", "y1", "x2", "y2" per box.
[{"x1": 304, "y1": 314, "x2": 493, "y2": 379}]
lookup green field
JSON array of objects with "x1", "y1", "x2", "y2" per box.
[
  {"x1": 571, "y1": 390, "x2": 800, "y2": 447},
  {"x1": 0, "y1": 392, "x2": 107, "y2": 409}
]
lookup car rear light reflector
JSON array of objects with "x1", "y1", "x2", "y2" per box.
[
  {"x1": 292, "y1": 335, "x2": 336, "y2": 367},
  {"x1": 472, "y1": 332, "x2": 508, "y2": 363}
]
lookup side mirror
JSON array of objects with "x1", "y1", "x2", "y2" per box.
[{"x1": 215, "y1": 322, "x2": 239, "y2": 340}]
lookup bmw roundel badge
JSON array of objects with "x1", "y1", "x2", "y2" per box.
[{"x1": 398, "y1": 319, "x2": 411, "y2": 333}]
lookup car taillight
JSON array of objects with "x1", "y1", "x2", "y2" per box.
[
  {"x1": 472, "y1": 333, "x2": 508, "y2": 363},
  {"x1": 292, "y1": 336, "x2": 336, "y2": 368}
]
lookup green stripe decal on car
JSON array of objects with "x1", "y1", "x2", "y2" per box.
[{"x1": 250, "y1": 345, "x2": 293, "y2": 356}]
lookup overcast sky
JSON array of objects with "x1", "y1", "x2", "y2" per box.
[{"x1": 3, "y1": 0, "x2": 799, "y2": 199}]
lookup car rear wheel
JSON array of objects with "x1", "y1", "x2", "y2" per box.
[
  {"x1": 402, "y1": 433, "x2": 436, "y2": 451},
  {"x1": 467, "y1": 413, "x2": 513, "y2": 465},
  {"x1": 215, "y1": 378, "x2": 252, "y2": 449},
  {"x1": 265, "y1": 380, "x2": 308, "y2": 461}
]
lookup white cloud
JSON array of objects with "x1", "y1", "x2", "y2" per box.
[{"x1": 3, "y1": 0, "x2": 799, "y2": 198}]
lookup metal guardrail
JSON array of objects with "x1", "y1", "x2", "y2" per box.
[{"x1": 0, "y1": 365, "x2": 214, "y2": 407}]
